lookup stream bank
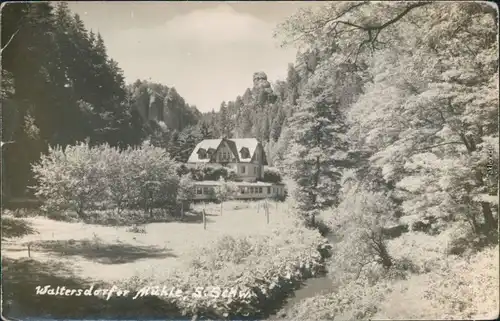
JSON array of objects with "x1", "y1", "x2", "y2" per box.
[
  {"x1": 265, "y1": 232, "x2": 337, "y2": 320},
  {"x1": 265, "y1": 274, "x2": 336, "y2": 320}
]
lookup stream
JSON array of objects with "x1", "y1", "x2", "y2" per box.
[
  {"x1": 265, "y1": 233, "x2": 337, "y2": 320},
  {"x1": 265, "y1": 275, "x2": 336, "y2": 320}
]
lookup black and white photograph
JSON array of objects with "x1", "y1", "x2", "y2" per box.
[{"x1": 1, "y1": 1, "x2": 499, "y2": 320}]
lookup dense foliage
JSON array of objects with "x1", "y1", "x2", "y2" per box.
[
  {"x1": 201, "y1": 1, "x2": 497, "y2": 242},
  {"x1": 259, "y1": 167, "x2": 283, "y2": 184},
  {"x1": 178, "y1": 164, "x2": 236, "y2": 182},
  {"x1": 31, "y1": 142, "x2": 181, "y2": 221},
  {"x1": 1, "y1": 2, "x2": 201, "y2": 199},
  {"x1": 266, "y1": 2, "x2": 498, "y2": 319},
  {"x1": 177, "y1": 164, "x2": 282, "y2": 184}
]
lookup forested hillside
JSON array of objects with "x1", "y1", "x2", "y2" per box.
[
  {"x1": 198, "y1": 67, "x2": 302, "y2": 169},
  {"x1": 205, "y1": 1, "x2": 498, "y2": 233},
  {"x1": 1, "y1": 2, "x2": 200, "y2": 197},
  {"x1": 270, "y1": 2, "x2": 499, "y2": 318},
  {"x1": 200, "y1": 36, "x2": 366, "y2": 171}
]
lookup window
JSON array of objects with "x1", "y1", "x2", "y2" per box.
[
  {"x1": 258, "y1": 187, "x2": 263, "y2": 193},
  {"x1": 241, "y1": 166, "x2": 246, "y2": 174},
  {"x1": 197, "y1": 187, "x2": 203, "y2": 195},
  {"x1": 240, "y1": 187, "x2": 245, "y2": 194},
  {"x1": 267, "y1": 187, "x2": 271, "y2": 194},
  {"x1": 197, "y1": 148, "x2": 207, "y2": 159},
  {"x1": 203, "y1": 187, "x2": 209, "y2": 194},
  {"x1": 253, "y1": 167, "x2": 257, "y2": 175},
  {"x1": 240, "y1": 147, "x2": 250, "y2": 159}
]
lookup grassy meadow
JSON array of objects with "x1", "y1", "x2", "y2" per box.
[{"x1": 1, "y1": 199, "x2": 330, "y2": 319}]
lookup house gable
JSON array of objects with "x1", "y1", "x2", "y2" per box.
[
  {"x1": 250, "y1": 143, "x2": 268, "y2": 165},
  {"x1": 187, "y1": 138, "x2": 267, "y2": 165},
  {"x1": 187, "y1": 139, "x2": 222, "y2": 163},
  {"x1": 209, "y1": 138, "x2": 239, "y2": 163}
]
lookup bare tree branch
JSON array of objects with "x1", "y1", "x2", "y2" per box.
[
  {"x1": 372, "y1": 2, "x2": 431, "y2": 30},
  {"x1": 301, "y1": 2, "x2": 370, "y2": 35}
]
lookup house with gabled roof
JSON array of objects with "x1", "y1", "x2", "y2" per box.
[{"x1": 187, "y1": 137, "x2": 268, "y2": 182}]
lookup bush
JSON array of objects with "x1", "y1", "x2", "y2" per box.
[
  {"x1": 176, "y1": 174, "x2": 195, "y2": 215},
  {"x1": 1, "y1": 216, "x2": 38, "y2": 239},
  {"x1": 328, "y1": 189, "x2": 398, "y2": 271},
  {"x1": 446, "y1": 222, "x2": 494, "y2": 256},
  {"x1": 411, "y1": 216, "x2": 438, "y2": 234},
  {"x1": 272, "y1": 189, "x2": 288, "y2": 202},
  {"x1": 122, "y1": 221, "x2": 331, "y2": 319},
  {"x1": 126, "y1": 224, "x2": 147, "y2": 234},
  {"x1": 423, "y1": 245, "x2": 499, "y2": 319},
  {"x1": 188, "y1": 164, "x2": 229, "y2": 181},
  {"x1": 259, "y1": 167, "x2": 283, "y2": 184},
  {"x1": 283, "y1": 279, "x2": 393, "y2": 321},
  {"x1": 215, "y1": 179, "x2": 240, "y2": 211},
  {"x1": 382, "y1": 224, "x2": 409, "y2": 239},
  {"x1": 308, "y1": 217, "x2": 332, "y2": 237}
]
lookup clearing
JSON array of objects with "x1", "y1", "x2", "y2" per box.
[{"x1": 2, "y1": 200, "x2": 289, "y2": 284}]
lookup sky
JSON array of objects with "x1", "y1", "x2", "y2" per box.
[{"x1": 67, "y1": 1, "x2": 323, "y2": 113}]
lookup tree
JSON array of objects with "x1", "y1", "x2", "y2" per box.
[
  {"x1": 270, "y1": 105, "x2": 286, "y2": 142},
  {"x1": 346, "y1": 2, "x2": 498, "y2": 238},
  {"x1": 285, "y1": 64, "x2": 301, "y2": 106},
  {"x1": 275, "y1": 1, "x2": 432, "y2": 66},
  {"x1": 238, "y1": 108, "x2": 253, "y2": 138},
  {"x1": 284, "y1": 62, "x2": 361, "y2": 225},
  {"x1": 32, "y1": 142, "x2": 108, "y2": 218},
  {"x1": 330, "y1": 182, "x2": 397, "y2": 272},
  {"x1": 177, "y1": 125, "x2": 203, "y2": 163},
  {"x1": 215, "y1": 177, "x2": 239, "y2": 215},
  {"x1": 218, "y1": 101, "x2": 232, "y2": 138},
  {"x1": 177, "y1": 173, "x2": 196, "y2": 218},
  {"x1": 198, "y1": 121, "x2": 213, "y2": 139},
  {"x1": 166, "y1": 129, "x2": 181, "y2": 161}
]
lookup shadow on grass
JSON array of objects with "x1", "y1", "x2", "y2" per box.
[
  {"x1": 1, "y1": 257, "x2": 182, "y2": 319},
  {"x1": 80, "y1": 208, "x2": 215, "y2": 226},
  {"x1": 2, "y1": 197, "x2": 42, "y2": 210},
  {"x1": 26, "y1": 240, "x2": 177, "y2": 264},
  {"x1": 1, "y1": 216, "x2": 38, "y2": 239}
]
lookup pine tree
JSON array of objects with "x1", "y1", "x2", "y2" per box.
[
  {"x1": 177, "y1": 126, "x2": 203, "y2": 162},
  {"x1": 198, "y1": 121, "x2": 213, "y2": 139},
  {"x1": 218, "y1": 101, "x2": 231, "y2": 138},
  {"x1": 270, "y1": 105, "x2": 286, "y2": 142},
  {"x1": 286, "y1": 64, "x2": 301, "y2": 106},
  {"x1": 285, "y1": 66, "x2": 350, "y2": 225}
]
